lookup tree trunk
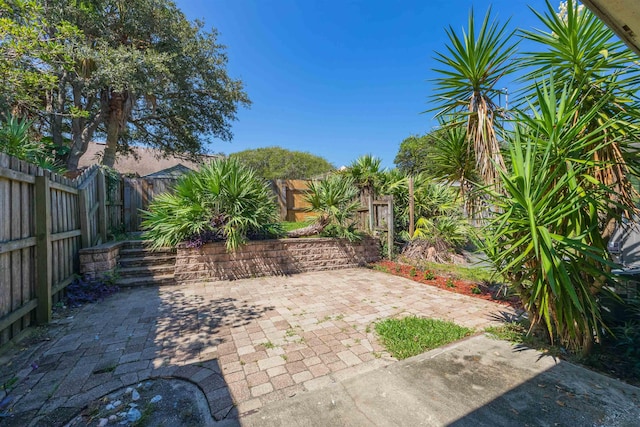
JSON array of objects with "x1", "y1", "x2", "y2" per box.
[
  {"x1": 102, "y1": 91, "x2": 124, "y2": 167},
  {"x1": 65, "y1": 84, "x2": 104, "y2": 171},
  {"x1": 286, "y1": 216, "x2": 329, "y2": 238}
]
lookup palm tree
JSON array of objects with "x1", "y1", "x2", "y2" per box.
[
  {"x1": 431, "y1": 7, "x2": 517, "y2": 188},
  {"x1": 348, "y1": 154, "x2": 383, "y2": 198}
]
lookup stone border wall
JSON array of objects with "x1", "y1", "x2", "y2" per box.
[
  {"x1": 79, "y1": 241, "x2": 123, "y2": 279},
  {"x1": 175, "y1": 237, "x2": 380, "y2": 283}
]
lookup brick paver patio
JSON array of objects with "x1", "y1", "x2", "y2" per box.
[{"x1": 0, "y1": 268, "x2": 518, "y2": 425}]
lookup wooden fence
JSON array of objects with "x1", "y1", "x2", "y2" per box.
[
  {"x1": 272, "y1": 179, "x2": 315, "y2": 222},
  {"x1": 0, "y1": 154, "x2": 106, "y2": 345}
]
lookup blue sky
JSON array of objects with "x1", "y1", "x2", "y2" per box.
[{"x1": 174, "y1": 0, "x2": 552, "y2": 169}]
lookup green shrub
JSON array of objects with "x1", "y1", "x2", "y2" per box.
[
  {"x1": 141, "y1": 158, "x2": 281, "y2": 251},
  {"x1": 423, "y1": 271, "x2": 435, "y2": 280}
]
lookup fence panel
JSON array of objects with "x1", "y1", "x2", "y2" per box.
[
  {"x1": 0, "y1": 154, "x2": 39, "y2": 344},
  {"x1": 273, "y1": 179, "x2": 314, "y2": 222},
  {"x1": 123, "y1": 177, "x2": 179, "y2": 232},
  {"x1": 0, "y1": 154, "x2": 89, "y2": 345}
]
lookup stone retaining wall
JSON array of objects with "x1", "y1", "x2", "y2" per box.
[
  {"x1": 79, "y1": 241, "x2": 123, "y2": 279},
  {"x1": 175, "y1": 237, "x2": 380, "y2": 282}
]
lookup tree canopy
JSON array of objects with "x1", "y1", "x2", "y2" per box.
[
  {"x1": 229, "y1": 147, "x2": 334, "y2": 180},
  {"x1": 0, "y1": 0, "x2": 250, "y2": 170}
]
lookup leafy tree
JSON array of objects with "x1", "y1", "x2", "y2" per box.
[
  {"x1": 141, "y1": 158, "x2": 280, "y2": 252},
  {"x1": 1, "y1": 0, "x2": 250, "y2": 170},
  {"x1": 229, "y1": 146, "x2": 334, "y2": 180},
  {"x1": 394, "y1": 134, "x2": 435, "y2": 176}
]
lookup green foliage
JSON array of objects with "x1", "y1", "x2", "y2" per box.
[
  {"x1": 141, "y1": 158, "x2": 280, "y2": 252},
  {"x1": 0, "y1": 114, "x2": 66, "y2": 171},
  {"x1": 347, "y1": 154, "x2": 383, "y2": 195},
  {"x1": 375, "y1": 316, "x2": 473, "y2": 359},
  {"x1": 431, "y1": 7, "x2": 517, "y2": 188},
  {"x1": 1, "y1": 0, "x2": 250, "y2": 169},
  {"x1": 230, "y1": 147, "x2": 334, "y2": 180},
  {"x1": 518, "y1": 0, "x2": 640, "y2": 218},
  {"x1": 481, "y1": 85, "x2": 620, "y2": 351},
  {"x1": 423, "y1": 271, "x2": 435, "y2": 280},
  {"x1": 304, "y1": 174, "x2": 362, "y2": 241}
]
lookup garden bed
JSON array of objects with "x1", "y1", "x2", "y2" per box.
[{"x1": 371, "y1": 260, "x2": 520, "y2": 309}]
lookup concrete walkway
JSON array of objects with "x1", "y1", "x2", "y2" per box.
[
  {"x1": 0, "y1": 269, "x2": 517, "y2": 425},
  {"x1": 242, "y1": 335, "x2": 640, "y2": 426}
]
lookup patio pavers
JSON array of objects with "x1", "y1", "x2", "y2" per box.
[{"x1": 0, "y1": 268, "x2": 518, "y2": 425}]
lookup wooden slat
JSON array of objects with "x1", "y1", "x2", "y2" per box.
[
  {"x1": 49, "y1": 180, "x2": 78, "y2": 195},
  {"x1": 0, "y1": 237, "x2": 36, "y2": 254},
  {"x1": 0, "y1": 299, "x2": 38, "y2": 333},
  {"x1": 0, "y1": 167, "x2": 36, "y2": 184},
  {"x1": 50, "y1": 229, "x2": 82, "y2": 242},
  {"x1": 51, "y1": 275, "x2": 74, "y2": 296}
]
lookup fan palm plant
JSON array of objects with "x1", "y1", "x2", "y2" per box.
[
  {"x1": 303, "y1": 174, "x2": 361, "y2": 241},
  {"x1": 348, "y1": 154, "x2": 383, "y2": 198},
  {"x1": 431, "y1": 7, "x2": 517, "y2": 188},
  {"x1": 141, "y1": 158, "x2": 280, "y2": 251}
]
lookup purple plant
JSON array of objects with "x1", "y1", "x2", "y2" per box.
[{"x1": 65, "y1": 275, "x2": 119, "y2": 307}]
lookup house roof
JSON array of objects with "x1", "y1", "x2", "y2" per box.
[
  {"x1": 143, "y1": 164, "x2": 194, "y2": 178},
  {"x1": 77, "y1": 142, "x2": 216, "y2": 176},
  {"x1": 583, "y1": 1, "x2": 640, "y2": 57}
]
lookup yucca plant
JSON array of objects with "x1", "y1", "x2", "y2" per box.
[
  {"x1": 141, "y1": 158, "x2": 280, "y2": 251},
  {"x1": 431, "y1": 7, "x2": 517, "y2": 188},
  {"x1": 519, "y1": 0, "x2": 640, "y2": 224},
  {"x1": 483, "y1": 82, "x2": 622, "y2": 353}
]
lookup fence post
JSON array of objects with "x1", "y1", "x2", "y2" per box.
[
  {"x1": 97, "y1": 168, "x2": 108, "y2": 243},
  {"x1": 35, "y1": 175, "x2": 52, "y2": 324},
  {"x1": 387, "y1": 195, "x2": 394, "y2": 259}
]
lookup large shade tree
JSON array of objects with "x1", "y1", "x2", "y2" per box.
[{"x1": 1, "y1": 0, "x2": 250, "y2": 170}]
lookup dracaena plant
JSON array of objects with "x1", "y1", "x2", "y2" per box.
[
  {"x1": 483, "y1": 81, "x2": 621, "y2": 353},
  {"x1": 431, "y1": 7, "x2": 517, "y2": 191}
]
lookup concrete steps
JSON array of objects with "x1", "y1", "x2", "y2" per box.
[{"x1": 115, "y1": 241, "x2": 177, "y2": 287}]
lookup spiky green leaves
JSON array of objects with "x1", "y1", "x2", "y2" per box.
[{"x1": 141, "y1": 158, "x2": 280, "y2": 252}]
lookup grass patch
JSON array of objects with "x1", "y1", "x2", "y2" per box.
[
  {"x1": 281, "y1": 221, "x2": 308, "y2": 232},
  {"x1": 484, "y1": 322, "x2": 528, "y2": 342},
  {"x1": 375, "y1": 316, "x2": 473, "y2": 360}
]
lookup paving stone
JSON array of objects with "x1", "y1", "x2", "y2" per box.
[
  {"x1": 1, "y1": 269, "x2": 518, "y2": 421},
  {"x1": 113, "y1": 360, "x2": 149, "y2": 376},
  {"x1": 257, "y1": 356, "x2": 285, "y2": 371},
  {"x1": 250, "y1": 382, "x2": 274, "y2": 397},
  {"x1": 291, "y1": 371, "x2": 313, "y2": 384}
]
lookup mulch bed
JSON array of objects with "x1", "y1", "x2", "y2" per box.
[{"x1": 371, "y1": 260, "x2": 521, "y2": 309}]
